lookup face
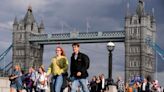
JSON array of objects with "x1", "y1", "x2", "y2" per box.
[
  {"x1": 14, "y1": 65, "x2": 19, "y2": 71},
  {"x1": 72, "y1": 45, "x2": 79, "y2": 54},
  {"x1": 38, "y1": 67, "x2": 42, "y2": 73},
  {"x1": 56, "y1": 47, "x2": 62, "y2": 56},
  {"x1": 28, "y1": 68, "x2": 32, "y2": 73}
]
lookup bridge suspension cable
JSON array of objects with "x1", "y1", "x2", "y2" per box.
[
  {"x1": 0, "y1": 44, "x2": 13, "y2": 76},
  {"x1": 145, "y1": 37, "x2": 164, "y2": 60},
  {"x1": 0, "y1": 44, "x2": 12, "y2": 62}
]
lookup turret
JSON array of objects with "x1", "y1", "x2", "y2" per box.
[
  {"x1": 38, "y1": 20, "x2": 44, "y2": 33},
  {"x1": 136, "y1": 0, "x2": 145, "y2": 23},
  {"x1": 13, "y1": 16, "x2": 18, "y2": 31},
  {"x1": 32, "y1": 22, "x2": 38, "y2": 32},
  {"x1": 151, "y1": 8, "x2": 156, "y2": 30},
  {"x1": 136, "y1": 0, "x2": 144, "y2": 17},
  {"x1": 24, "y1": 5, "x2": 35, "y2": 31}
]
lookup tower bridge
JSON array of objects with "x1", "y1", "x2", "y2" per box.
[
  {"x1": 29, "y1": 31, "x2": 125, "y2": 44},
  {"x1": 0, "y1": 0, "x2": 158, "y2": 82}
]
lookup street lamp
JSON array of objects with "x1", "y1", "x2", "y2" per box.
[{"x1": 107, "y1": 42, "x2": 115, "y2": 85}]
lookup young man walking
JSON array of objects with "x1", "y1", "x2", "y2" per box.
[{"x1": 70, "y1": 43, "x2": 90, "y2": 92}]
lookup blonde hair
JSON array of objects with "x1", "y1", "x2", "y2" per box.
[
  {"x1": 39, "y1": 65, "x2": 45, "y2": 72},
  {"x1": 14, "y1": 65, "x2": 21, "y2": 71}
]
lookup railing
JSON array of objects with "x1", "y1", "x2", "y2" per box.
[
  {"x1": 51, "y1": 33, "x2": 70, "y2": 39},
  {"x1": 102, "y1": 31, "x2": 125, "y2": 38}
]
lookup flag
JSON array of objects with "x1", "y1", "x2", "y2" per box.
[{"x1": 86, "y1": 18, "x2": 91, "y2": 32}]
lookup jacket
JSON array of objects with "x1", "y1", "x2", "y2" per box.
[
  {"x1": 70, "y1": 52, "x2": 90, "y2": 78},
  {"x1": 47, "y1": 56, "x2": 68, "y2": 76}
]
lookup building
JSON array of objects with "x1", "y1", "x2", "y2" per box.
[
  {"x1": 12, "y1": 6, "x2": 44, "y2": 71},
  {"x1": 125, "y1": 0, "x2": 156, "y2": 82}
]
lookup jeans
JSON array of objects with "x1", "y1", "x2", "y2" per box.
[
  {"x1": 71, "y1": 77, "x2": 89, "y2": 92},
  {"x1": 37, "y1": 89, "x2": 45, "y2": 92},
  {"x1": 118, "y1": 91, "x2": 124, "y2": 92},
  {"x1": 52, "y1": 75, "x2": 63, "y2": 92},
  {"x1": 26, "y1": 88, "x2": 32, "y2": 92}
]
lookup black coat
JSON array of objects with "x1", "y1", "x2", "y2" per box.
[{"x1": 70, "y1": 52, "x2": 90, "y2": 79}]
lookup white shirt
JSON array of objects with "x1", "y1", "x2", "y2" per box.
[
  {"x1": 37, "y1": 72, "x2": 48, "y2": 90},
  {"x1": 74, "y1": 54, "x2": 78, "y2": 60},
  {"x1": 142, "y1": 82, "x2": 146, "y2": 91},
  {"x1": 102, "y1": 78, "x2": 105, "y2": 89}
]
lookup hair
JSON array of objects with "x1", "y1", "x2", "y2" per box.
[
  {"x1": 39, "y1": 65, "x2": 45, "y2": 72},
  {"x1": 14, "y1": 65, "x2": 21, "y2": 71},
  {"x1": 56, "y1": 46, "x2": 66, "y2": 56},
  {"x1": 72, "y1": 43, "x2": 80, "y2": 47}
]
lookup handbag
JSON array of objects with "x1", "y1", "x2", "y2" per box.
[{"x1": 9, "y1": 74, "x2": 16, "y2": 82}]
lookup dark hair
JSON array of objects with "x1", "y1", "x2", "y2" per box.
[{"x1": 72, "y1": 43, "x2": 80, "y2": 47}]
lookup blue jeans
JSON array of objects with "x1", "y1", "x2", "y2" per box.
[
  {"x1": 52, "y1": 75, "x2": 63, "y2": 92},
  {"x1": 71, "y1": 77, "x2": 89, "y2": 92}
]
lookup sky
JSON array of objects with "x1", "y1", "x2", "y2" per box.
[{"x1": 0, "y1": 0, "x2": 164, "y2": 86}]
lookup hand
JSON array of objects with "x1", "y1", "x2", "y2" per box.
[
  {"x1": 76, "y1": 72, "x2": 81, "y2": 77},
  {"x1": 10, "y1": 76, "x2": 16, "y2": 79},
  {"x1": 46, "y1": 75, "x2": 50, "y2": 81},
  {"x1": 9, "y1": 76, "x2": 14, "y2": 79},
  {"x1": 46, "y1": 74, "x2": 49, "y2": 78}
]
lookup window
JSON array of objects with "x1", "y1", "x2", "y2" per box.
[
  {"x1": 129, "y1": 61, "x2": 131, "y2": 67},
  {"x1": 134, "y1": 20, "x2": 137, "y2": 24},
  {"x1": 134, "y1": 61, "x2": 137, "y2": 67},
  {"x1": 134, "y1": 27, "x2": 137, "y2": 34}
]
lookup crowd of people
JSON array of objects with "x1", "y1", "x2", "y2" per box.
[
  {"x1": 89, "y1": 75, "x2": 164, "y2": 92},
  {"x1": 9, "y1": 43, "x2": 90, "y2": 92},
  {"x1": 125, "y1": 78, "x2": 164, "y2": 92},
  {"x1": 8, "y1": 42, "x2": 164, "y2": 92}
]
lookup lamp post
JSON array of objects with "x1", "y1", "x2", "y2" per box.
[{"x1": 107, "y1": 42, "x2": 115, "y2": 85}]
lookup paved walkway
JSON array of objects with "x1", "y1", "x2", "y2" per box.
[
  {"x1": 0, "y1": 77, "x2": 117, "y2": 92},
  {"x1": 0, "y1": 77, "x2": 50, "y2": 92}
]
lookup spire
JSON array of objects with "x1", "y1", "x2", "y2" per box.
[
  {"x1": 40, "y1": 20, "x2": 44, "y2": 29},
  {"x1": 152, "y1": 8, "x2": 155, "y2": 17},
  {"x1": 151, "y1": 8, "x2": 155, "y2": 23},
  {"x1": 136, "y1": 0, "x2": 144, "y2": 17},
  {"x1": 126, "y1": 1, "x2": 130, "y2": 16},
  {"x1": 13, "y1": 16, "x2": 18, "y2": 25},
  {"x1": 24, "y1": 5, "x2": 35, "y2": 25},
  {"x1": 28, "y1": 5, "x2": 32, "y2": 12}
]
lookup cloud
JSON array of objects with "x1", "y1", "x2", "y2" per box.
[
  {"x1": 0, "y1": 41, "x2": 11, "y2": 50},
  {"x1": 0, "y1": 21, "x2": 13, "y2": 31},
  {"x1": 8, "y1": 0, "x2": 49, "y2": 12},
  {"x1": 157, "y1": 24, "x2": 164, "y2": 46},
  {"x1": 38, "y1": 0, "x2": 123, "y2": 33},
  {"x1": 156, "y1": 72, "x2": 164, "y2": 86}
]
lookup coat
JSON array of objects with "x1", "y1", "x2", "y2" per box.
[{"x1": 70, "y1": 52, "x2": 90, "y2": 79}]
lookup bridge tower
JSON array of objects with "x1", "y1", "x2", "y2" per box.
[
  {"x1": 125, "y1": 0, "x2": 156, "y2": 82},
  {"x1": 12, "y1": 6, "x2": 44, "y2": 71}
]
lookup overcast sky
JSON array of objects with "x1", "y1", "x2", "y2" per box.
[{"x1": 0, "y1": 0, "x2": 164, "y2": 86}]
